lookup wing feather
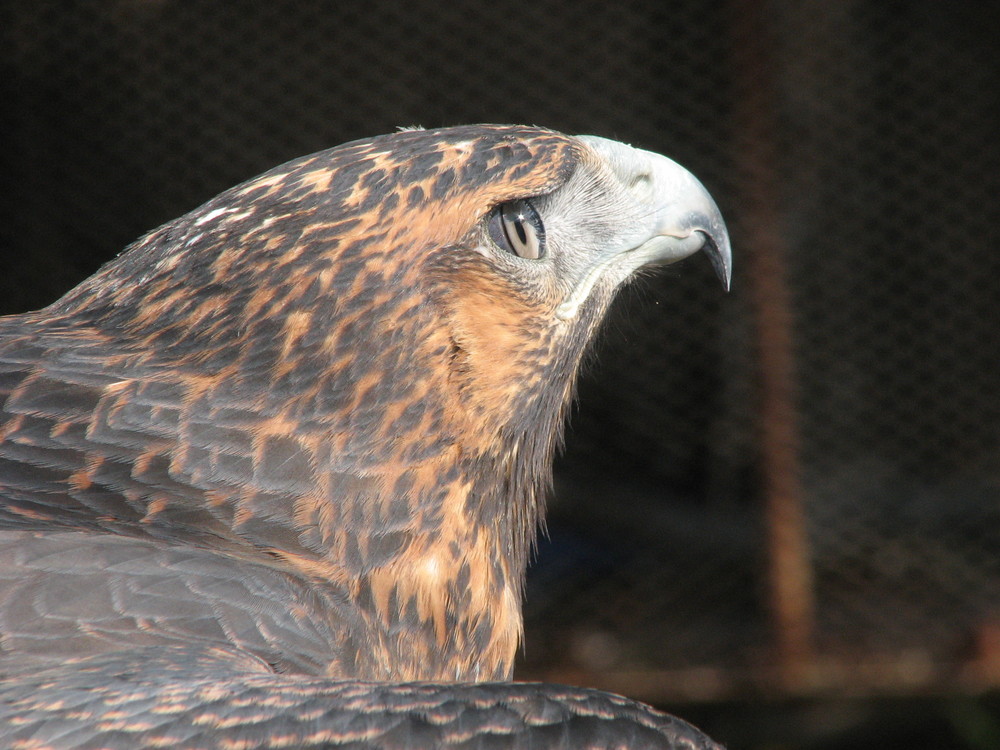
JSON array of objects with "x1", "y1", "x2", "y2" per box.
[
  {"x1": 0, "y1": 647, "x2": 720, "y2": 749},
  {"x1": 0, "y1": 530, "x2": 358, "y2": 676}
]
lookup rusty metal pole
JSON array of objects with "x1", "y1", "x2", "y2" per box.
[{"x1": 727, "y1": 1, "x2": 816, "y2": 689}]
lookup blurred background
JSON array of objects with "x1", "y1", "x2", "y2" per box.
[{"x1": 2, "y1": 1, "x2": 999, "y2": 747}]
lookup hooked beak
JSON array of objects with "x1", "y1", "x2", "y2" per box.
[{"x1": 563, "y1": 135, "x2": 731, "y2": 318}]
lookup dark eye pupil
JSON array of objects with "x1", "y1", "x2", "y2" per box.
[
  {"x1": 489, "y1": 199, "x2": 545, "y2": 260},
  {"x1": 513, "y1": 217, "x2": 528, "y2": 245}
]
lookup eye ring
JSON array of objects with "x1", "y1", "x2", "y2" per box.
[{"x1": 488, "y1": 199, "x2": 546, "y2": 260}]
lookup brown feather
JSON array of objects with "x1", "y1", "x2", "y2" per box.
[
  {"x1": 0, "y1": 125, "x2": 597, "y2": 682},
  {"x1": 0, "y1": 124, "x2": 728, "y2": 749}
]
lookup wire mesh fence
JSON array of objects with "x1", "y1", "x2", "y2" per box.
[{"x1": 3, "y1": 0, "x2": 998, "y2": 703}]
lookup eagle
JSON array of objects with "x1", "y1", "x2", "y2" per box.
[{"x1": 0, "y1": 125, "x2": 729, "y2": 748}]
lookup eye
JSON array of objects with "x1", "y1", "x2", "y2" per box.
[{"x1": 488, "y1": 199, "x2": 546, "y2": 260}]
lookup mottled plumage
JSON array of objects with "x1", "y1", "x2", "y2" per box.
[{"x1": 0, "y1": 125, "x2": 729, "y2": 748}]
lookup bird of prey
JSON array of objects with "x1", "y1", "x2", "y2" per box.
[{"x1": 0, "y1": 125, "x2": 730, "y2": 748}]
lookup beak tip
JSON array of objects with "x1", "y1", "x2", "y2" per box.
[{"x1": 700, "y1": 230, "x2": 732, "y2": 292}]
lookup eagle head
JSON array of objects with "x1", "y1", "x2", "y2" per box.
[{"x1": 6, "y1": 125, "x2": 729, "y2": 680}]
